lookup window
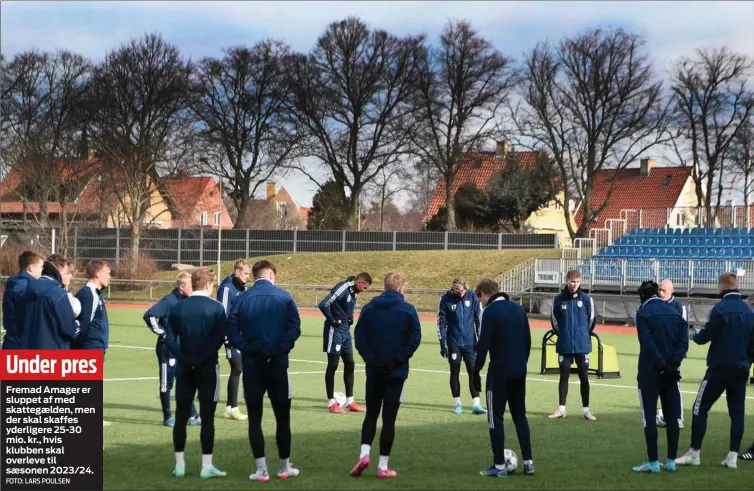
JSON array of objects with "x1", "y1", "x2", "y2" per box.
[
  {"x1": 200, "y1": 211, "x2": 208, "y2": 226},
  {"x1": 213, "y1": 211, "x2": 220, "y2": 226},
  {"x1": 277, "y1": 202, "x2": 288, "y2": 218},
  {"x1": 662, "y1": 175, "x2": 672, "y2": 187}
]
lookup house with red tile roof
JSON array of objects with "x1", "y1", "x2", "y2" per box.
[
  {"x1": 425, "y1": 144, "x2": 576, "y2": 243},
  {"x1": 574, "y1": 159, "x2": 698, "y2": 233},
  {"x1": 163, "y1": 171, "x2": 233, "y2": 229},
  {"x1": 0, "y1": 159, "x2": 232, "y2": 230}
]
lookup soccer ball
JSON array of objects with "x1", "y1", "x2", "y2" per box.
[
  {"x1": 333, "y1": 392, "x2": 347, "y2": 407},
  {"x1": 504, "y1": 449, "x2": 518, "y2": 473}
]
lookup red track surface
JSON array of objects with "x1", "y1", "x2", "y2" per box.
[{"x1": 108, "y1": 303, "x2": 636, "y2": 335}]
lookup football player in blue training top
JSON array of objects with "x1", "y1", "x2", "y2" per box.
[
  {"x1": 656, "y1": 279, "x2": 687, "y2": 430},
  {"x1": 319, "y1": 272, "x2": 372, "y2": 413},
  {"x1": 20, "y1": 254, "x2": 78, "y2": 350},
  {"x1": 676, "y1": 272, "x2": 754, "y2": 469},
  {"x1": 632, "y1": 280, "x2": 688, "y2": 474},
  {"x1": 165, "y1": 267, "x2": 227, "y2": 480},
  {"x1": 2, "y1": 250, "x2": 44, "y2": 349},
  {"x1": 216, "y1": 259, "x2": 251, "y2": 421},
  {"x1": 144, "y1": 272, "x2": 200, "y2": 427},
  {"x1": 226, "y1": 260, "x2": 302, "y2": 483},
  {"x1": 350, "y1": 272, "x2": 421, "y2": 480},
  {"x1": 437, "y1": 277, "x2": 486, "y2": 415},
  {"x1": 549, "y1": 270, "x2": 597, "y2": 421},
  {"x1": 473, "y1": 278, "x2": 534, "y2": 477}
]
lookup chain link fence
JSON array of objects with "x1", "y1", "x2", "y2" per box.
[{"x1": 66, "y1": 228, "x2": 558, "y2": 270}]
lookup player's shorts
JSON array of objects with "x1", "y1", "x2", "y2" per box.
[
  {"x1": 365, "y1": 368, "x2": 406, "y2": 405},
  {"x1": 448, "y1": 345, "x2": 475, "y2": 365},
  {"x1": 242, "y1": 355, "x2": 292, "y2": 403},
  {"x1": 558, "y1": 353, "x2": 589, "y2": 367},
  {"x1": 323, "y1": 324, "x2": 353, "y2": 355},
  {"x1": 175, "y1": 361, "x2": 220, "y2": 404}
]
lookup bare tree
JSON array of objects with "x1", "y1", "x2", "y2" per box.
[
  {"x1": 730, "y1": 115, "x2": 754, "y2": 208},
  {"x1": 409, "y1": 20, "x2": 517, "y2": 231},
  {"x1": 513, "y1": 27, "x2": 672, "y2": 239},
  {"x1": 86, "y1": 33, "x2": 193, "y2": 274},
  {"x1": 284, "y1": 17, "x2": 423, "y2": 230},
  {"x1": 1, "y1": 50, "x2": 92, "y2": 255},
  {"x1": 670, "y1": 47, "x2": 754, "y2": 216},
  {"x1": 191, "y1": 41, "x2": 300, "y2": 228},
  {"x1": 365, "y1": 164, "x2": 411, "y2": 231},
  {"x1": 405, "y1": 159, "x2": 442, "y2": 218}
]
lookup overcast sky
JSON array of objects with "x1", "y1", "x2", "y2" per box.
[{"x1": 3, "y1": 0, "x2": 753, "y2": 208}]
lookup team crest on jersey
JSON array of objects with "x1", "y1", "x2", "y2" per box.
[
  {"x1": 347, "y1": 294, "x2": 352, "y2": 302},
  {"x1": 561, "y1": 303, "x2": 567, "y2": 310},
  {"x1": 451, "y1": 353, "x2": 458, "y2": 361},
  {"x1": 464, "y1": 300, "x2": 470, "y2": 307},
  {"x1": 577, "y1": 300, "x2": 583, "y2": 308}
]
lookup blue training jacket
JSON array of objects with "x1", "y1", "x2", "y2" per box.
[
  {"x1": 354, "y1": 290, "x2": 422, "y2": 380},
  {"x1": 166, "y1": 291, "x2": 226, "y2": 365},
  {"x1": 318, "y1": 279, "x2": 358, "y2": 328},
  {"x1": 217, "y1": 274, "x2": 247, "y2": 355},
  {"x1": 667, "y1": 296, "x2": 688, "y2": 322},
  {"x1": 143, "y1": 288, "x2": 186, "y2": 347},
  {"x1": 692, "y1": 290, "x2": 754, "y2": 371},
  {"x1": 550, "y1": 287, "x2": 596, "y2": 355},
  {"x1": 71, "y1": 283, "x2": 109, "y2": 350},
  {"x1": 437, "y1": 289, "x2": 482, "y2": 351},
  {"x1": 226, "y1": 279, "x2": 301, "y2": 367},
  {"x1": 1, "y1": 271, "x2": 36, "y2": 349},
  {"x1": 474, "y1": 293, "x2": 531, "y2": 380},
  {"x1": 20, "y1": 276, "x2": 79, "y2": 349},
  {"x1": 635, "y1": 297, "x2": 689, "y2": 379}
]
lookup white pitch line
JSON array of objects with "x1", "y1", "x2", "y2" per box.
[
  {"x1": 104, "y1": 370, "x2": 365, "y2": 382},
  {"x1": 107, "y1": 344, "x2": 754, "y2": 400}
]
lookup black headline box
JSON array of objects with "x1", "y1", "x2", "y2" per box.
[{"x1": 1, "y1": 380, "x2": 103, "y2": 491}]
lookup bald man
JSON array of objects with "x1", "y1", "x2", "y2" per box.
[{"x1": 656, "y1": 280, "x2": 686, "y2": 430}]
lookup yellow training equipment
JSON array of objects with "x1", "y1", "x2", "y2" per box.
[{"x1": 540, "y1": 330, "x2": 621, "y2": 379}]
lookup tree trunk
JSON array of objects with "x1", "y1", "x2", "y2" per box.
[
  {"x1": 444, "y1": 171, "x2": 456, "y2": 231},
  {"x1": 129, "y1": 221, "x2": 142, "y2": 277},
  {"x1": 348, "y1": 186, "x2": 362, "y2": 231},
  {"x1": 234, "y1": 192, "x2": 250, "y2": 229}
]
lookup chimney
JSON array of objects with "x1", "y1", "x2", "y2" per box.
[
  {"x1": 266, "y1": 182, "x2": 276, "y2": 200},
  {"x1": 640, "y1": 158, "x2": 655, "y2": 177},
  {"x1": 496, "y1": 140, "x2": 511, "y2": 157}
]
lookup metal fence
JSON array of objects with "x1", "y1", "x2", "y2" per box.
[
  {"x1": 533, "y1": 257, "x2": 754, "y2": 294},
  {"x1": 63, "y1": 228, "x2": 558, "y2": 270}
]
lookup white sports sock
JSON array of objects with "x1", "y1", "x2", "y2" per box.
[
  {"x1": 558, "y1": 405, "x2": 566, "y2": 414},
  {"x1": 360, "y1": 444, "x2": 370, "y2": 459},
  {"x1": 688, "y1": 449, "x2": 700, "y2": 458},
  {"x1": 280, "y1": 458, "x2": 290, "y2": 473},
  {"x1": 727, "y1": 451, "x2": 738, "y2": 461},
  {"x1": 494, "y1": 464, "x2": 505, "y2": 470},
  {"x1": 256, "y1": 457, "x2": 268, "y2": 473},
  {"x1": 453, "y1": 397, "x2": 462, "y2": 406},
  {"x1": 472, "y1": 397, "x2": 481, "y2": 407},
  {"x1": 524, "y1": 460, "x2": 533, "y2": 465},
  {"x1": 202, "y1": 454, "x2": 213, "y2": 469},
  {"x1": 175, "y1": 452, "x2": 185, "y2": 468},
  {"x1": 378, "y1": 455, "x2": 389, "y2": 470},
  {"x1": 328, "y1": 399, "x2": 336, "y2": 406},
  {"x1": 582, "y1": 407, "x2": 590, "y2": 414},
  {"x1": 346, "y1": 396, "x2": 354, "y2": 406}
]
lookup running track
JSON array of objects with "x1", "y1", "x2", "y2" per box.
[{"x1": 108, "y1": 303, "x2": 636, "y2": 335}]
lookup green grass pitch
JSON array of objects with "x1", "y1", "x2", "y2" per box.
[{"x1": 102, "y1": 308, "x2": 754, "y2": 490}]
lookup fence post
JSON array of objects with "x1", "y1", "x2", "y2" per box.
[
  {"x1": 293, "y1": 229, "x2": 298, "y2": 254},
  {"x1": 177, "y1": 229, "x2": 182, "y2": 265},
  {"x1": 115, "y1": 228, "x2": 120, "y2": 263},
  {"x1": 444, "y1": 231, "x2": 448, "y2": 250},
  {"x1": 342, "y1": 230, "x2": 346, "y2": 252},
  {"x1": 199, "y1": 228, "x2": 204, "y2": 266},
  {"x1": 392, "y1": 231, "x2": 397, "y2": 251},
  {"x1": 245, "y1": 229, "x2": 250, "y2": 258},
  {"x1": 73, "y1": 227, "x2": 78, "y2": 259},
  {"x1": 498, "y1": 233, "x2": 502, "y2": 249}
]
